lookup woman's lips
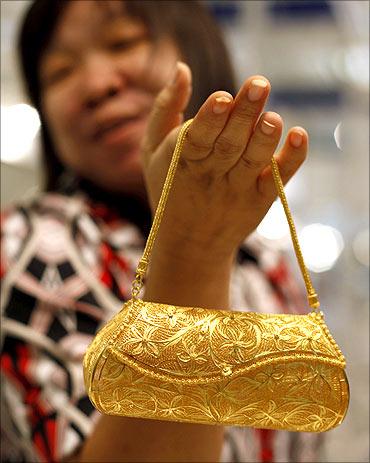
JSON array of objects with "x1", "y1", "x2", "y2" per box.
[{"x1": 94, "y1": 115, "x2": 148, "y2": 148}]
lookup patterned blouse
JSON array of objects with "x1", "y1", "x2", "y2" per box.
[{"x1": 1, "y1": 188, "x2": 322, "y2": 462}]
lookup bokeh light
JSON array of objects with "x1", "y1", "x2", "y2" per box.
[
  {"x1": 299, "y1": 223, "x2": 344, "y2": 273},
  {"x1": 334, "y1": 121, "x2": 342, "y2": 150},
  {"x1": 352, "y1": 229, "x2": 369, "y2": 267},
  {"x1": 257, "y1": 201, "x2": 290, "y2": 241},
  {"x1": 1, "y1": 104, "x2": 40, "y2": 164}
]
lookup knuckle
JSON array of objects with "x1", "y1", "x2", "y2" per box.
[
  {"x1": 200, "y1": 116, "x2": 218, "y2": 134},
  {"x1": 186, "y1": 135, "x2": 212, "y2": 157},
  {"x1": 283, "y1": 154, "x2": 306, "y2": 178},
  {"x1": 235, "y1": 103, "x2": 259, "y2": 121},
  {"x1": 253, "y1": 135, "x2": 276, "y2": 149},
  {"x1": 155, "y1": 89, "x2": 171, "y2": 111},
  {"x1": 240, "y1": 155, "x2": 266, "y2": 170},
  {"x1": 289, "y1": 148, "x2": 307, "y2": 169},
  {"x1": 215, "y1": 136, "x2": 241, "y2": 157}
]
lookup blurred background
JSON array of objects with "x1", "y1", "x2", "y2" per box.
[{"x1": 1, "y1": 1, "x2": 369, "y2": 461}]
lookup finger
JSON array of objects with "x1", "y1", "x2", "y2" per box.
[
  {"x1": 257, "y1": 127, "x2": 308, "y2": 200},
  {"x1": 181, "y1": 91, "x2": 234, "y2": 161},
  {"x1": 229, "y1": 111, "x2": 283, "y2": 183},
  {"x1": 212, "y1": 75, "x2": 271, "y2": 168},
  {"x1": 141, "y1": 61, "x2": 192, "y2": 163}
]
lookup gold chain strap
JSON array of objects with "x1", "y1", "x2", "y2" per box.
[
  {"x1": 269, "y1": 157, "x2": 320, "y2": 310},
  {"x1": 131, "y1": 119, "x2": 193, "y2": 300},
  {"x1": 132, "y1": 118, "x2": 320, "y2": 312}
]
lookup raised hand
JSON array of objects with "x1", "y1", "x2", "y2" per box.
[{"x1": 141, "y1": 62, "x2": 308, "y2": 261}]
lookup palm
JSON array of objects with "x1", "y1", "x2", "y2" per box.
[{"x1": 141, "y1": 62, "x2": 307, "y2": 256}]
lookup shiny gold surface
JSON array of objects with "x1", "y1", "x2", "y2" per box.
[
  {"x1": 84, "y1": 299, "x2": 349, "y2": 432},
  {"x1": 83, "y1": 119, "x2": 349, "y2": 432}
]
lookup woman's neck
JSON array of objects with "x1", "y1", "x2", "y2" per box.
[{"x1": 56, "y1": 171, "x2": 152, "y2": 238}]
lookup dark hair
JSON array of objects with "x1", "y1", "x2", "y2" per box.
[{"x1": 18, "y1": 0, "x2": 237, "y2": 192}]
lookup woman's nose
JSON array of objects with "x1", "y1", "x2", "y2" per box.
[{"x1": 81, "y1": 54, "x2": 124, "y2": 110}]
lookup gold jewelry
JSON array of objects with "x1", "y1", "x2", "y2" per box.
[{"x1": 84, "y1": 120, "x2": 349, "y2": 432}]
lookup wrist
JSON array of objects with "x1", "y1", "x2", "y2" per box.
[
  {"x1": 152, "y1": 225, "x2": 237, "y2": 266},
  {"x1": 143, "y1": 241, "x2": 235, "y2": 310}
]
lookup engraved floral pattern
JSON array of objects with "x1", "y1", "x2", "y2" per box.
[
  {"x1": 261, "y1": 329, "x2": 293, "y2": 349},
  {"x1": 156, "y1": 305, "x2": 188, "y2": 328},
  {"x1": 90, "y1": 355, "x2": 349, "y2": 432},
  {"x1": 177, "y1": 342, "x2": 209, "y2": 370},
  {"x1": 84, "y1": 299, "x2": 349, "y2": 432},
  {"x1": 219, "y1": 327, "x2": 258, "y2": 362},
  {"x1": 254, "y1": 366, "x2": 285, "y2": 392},
  {"x1": 295, "y1": 327, "x2": 323, "y2": 352},
  {"x1": 123, "y1": 325, "x2": 160, "y2": 357}
]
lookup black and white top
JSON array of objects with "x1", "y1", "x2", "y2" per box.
[{"x1": 1, "y1": 189, "x2": 321, "y2": 462}]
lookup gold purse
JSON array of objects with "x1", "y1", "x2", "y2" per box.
[{"x1": 84, "y1": 119, "x2": 349, "y2": 432}]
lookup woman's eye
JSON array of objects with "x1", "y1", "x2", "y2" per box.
[
  {"x1": 108, "y1": 37, "x2": 144, "y2": 52},
  {"x1": 45, "y1": 67, "x2": 73, "y2": 84}
]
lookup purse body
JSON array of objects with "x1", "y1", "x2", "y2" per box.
[
  {"x1": 84, "y1": 120, "x2": 349, "y2": 432},
  {"x1": 84, "y1": 298, "x2": 349, "y2": 432}
]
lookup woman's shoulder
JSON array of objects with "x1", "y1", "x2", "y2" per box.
[
  {"x1": 1, "y1": 191, "x2": 92, "y2": 273},
  {"x1": 2, "y1": 190, "x2": 88, "y2": 224},
  {"x1": 1, "y1": 191, "x2": 90, "y2": 245},
  {"x1": 1, "y1": 190, "x2": 144, "y2": 280}
]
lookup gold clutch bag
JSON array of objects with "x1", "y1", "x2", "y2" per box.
[{"x1": 84, "y1": 120, "x2": 349, "y2": 432}]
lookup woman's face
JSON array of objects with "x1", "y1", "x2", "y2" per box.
[{"x1": 39, "y1": 0, "x2": 180, "y2": 195}]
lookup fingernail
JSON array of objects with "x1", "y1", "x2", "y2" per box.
[
  {"x1": 290, "y1": 131, "x2": 303, "y2": 148},
  {"x1": 213, "y1": 96, "x2": 233, "y2": 114},
  {"x1": 248, "y1": 79, "x2": 268, "y2": 102},
  {"x1": 261, "y1": 119, "x2": 276, "y2": 135}
]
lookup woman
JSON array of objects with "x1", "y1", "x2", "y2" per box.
[{"x1": 1, "y1": 1, "x2": 321, "y2": 461}]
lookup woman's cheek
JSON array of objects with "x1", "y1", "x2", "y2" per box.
[
  {"x1": 124, "y1": 39, "x2": 180, "y2": 95},
  {"x1": 42, "y1": 88, "x2": 82, "y2": 148}
]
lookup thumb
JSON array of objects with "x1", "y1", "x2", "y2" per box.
[{"x1": 141, "y1": 61, "x2": 192, "y2": 163}]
